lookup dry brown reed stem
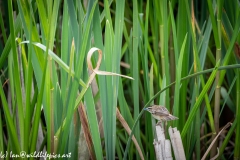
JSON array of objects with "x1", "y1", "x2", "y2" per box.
[
  {"x1": 78, "y1": 103, "x2": 95, "y2": 160},
  {"x1": 116, "y1": 108, "x2": 144, "y2": 160},
  {"x1": 201, "y1": 122, "x2": 232, "y2": 160}
]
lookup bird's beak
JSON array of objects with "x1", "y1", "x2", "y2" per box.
[{"x1": 144, "y1": 108, "x2": 149, "y2": 111}]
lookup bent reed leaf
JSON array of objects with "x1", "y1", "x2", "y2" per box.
[{"x1": 87, "y1": 47, "x2": 134, "y2": 80}]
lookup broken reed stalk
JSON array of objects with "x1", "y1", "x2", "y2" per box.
[{"x1": 154, "y1": 125, "x2": 186, "y2": 160}]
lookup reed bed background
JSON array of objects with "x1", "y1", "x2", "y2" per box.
[{"x1": 0, "y1": 0, "x2": 239, "y2": 159}]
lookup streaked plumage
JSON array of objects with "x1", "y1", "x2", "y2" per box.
[{"x1": 144, "y1": 105, "x2": 178, "y2": 122}]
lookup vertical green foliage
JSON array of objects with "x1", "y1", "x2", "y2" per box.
[
  {"x1": 104, "y1": 20, "x2": 114, "y2": 159},
  {"x1": 97, "y1": 1, "x2": 114, "y2": 159},
  {"x1": 0, "y1": 14, "x2": 21, "y2": 69},
  {"x1": 49, "y1": 0, "x2": 61, "y2": 154},
  {"x1": 84, "y1": 86, "x2": 103, "y2": 160},
  {"x1": 194, "y1": 86, "x2": 201, "y2": 160},
  {"x1": 0, "y1": 110, "x2": 3, "y2": 152},
  {"x1": 105, "y1": 0, "x2": 126, "y2": 159},
  {"x1": 29, "y1": 45, "x2": 48, "y2": 160},
  {"x1": 173, "y1": 34, "x2": 187, "y2": 127},
  {"x1": 220, "y1": 15, "x2": 240, "y2": 84},
  {"x1": 235, "y1": 70, "x2": 240, "y2": 158},
  {"x1": 82, "y1": 2, "x2": 104, "y2": 160},
  {"x1": 0, "y1": 9, "x2": 7, "y2": 43},
  {"x1": 169, "y1": 2, "x2": 178, "y2": 62},
  {"x1": 0, "y1": 82, "x2": 21, "y2": 154},
  {"x1": 143, "y1": 0, "x2": 150, "y2": 98},
  {"x1": 181, "y1": 61, "x2": 220, "y2": 138},
  {"x1": 161, "y1": 0, "x2": 170, "y2": 109},
  {"x1": 199, "y1": 18, "x2": 216, "y2": 134},
  {"x1": 219, "y1": 118, "x2": 237, "y2": 158},
  {"x1": 34, "y1": 0, "x2": 61, "y2": 153},
  {"x1": 8, "y1": 0, "x2": 25, "y2": 150},
  {"x1": 102, "y1": 21, "x2": 112, "y2": 160},
  {"x1": 177, "y1": 0, "x2": 189, "y2": 131},
  {"x1": 207, "y1": 0, "x2": 223, "y2": 156},
  {"x1": 58, "y1": 0, "x2": 69, "y2": 132},
  {"x1": 142, "y1": 0, "x2": 154, "y2": 159},
  {"x1": 151, "y1": 0, "x2": 160, "y2": 92},
  {"x1": 59, "y1": 1, "x2": 98, "y2": 154},
  {"x1": 24, "y1": 5, "x2": 33, "y2": 154},
  {"x1": 132, "y1": 0, "x2": 141, "y2": 156},
  {"x1": 183, "y1": 1, "x2": 216, "y2": 156},
  {"x1": 18, "y1": 0, "x2": 45, "y2": 74},
  {"x1": 45, "y1": 54, "x2": 52, "y2": 154},
  {"x1": 67, "y1": 0, "x2": 79, "y2": 52}
]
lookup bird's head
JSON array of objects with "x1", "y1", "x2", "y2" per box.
[{"x1": 144, "y1": 107, "x2": 153, "y2": 113}]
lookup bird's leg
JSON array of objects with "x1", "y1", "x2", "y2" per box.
[
  {"x1": 164, "y1": 122, "x2": 167, "y2": 135},
  {"x1": 165, "y1": 121, "x2": 167, "y2": 131},
  {"x1": 156, "y1": 121, "x2": 163, "y2": 128},
  {"x1": 156, "y1": 121, "x2": 166, "y2": 134}
]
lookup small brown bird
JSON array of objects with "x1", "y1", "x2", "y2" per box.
[{"x1": 144, "y1": 105, "x2": 178, "y2": 125}]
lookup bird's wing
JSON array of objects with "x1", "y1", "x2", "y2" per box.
[{"x1": 152, "y1": 106, "x2": 170, "y2": 116}]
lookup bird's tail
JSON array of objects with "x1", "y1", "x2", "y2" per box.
[{"x1": 162, "y1": 114, "x2": 178, "y2": 121}]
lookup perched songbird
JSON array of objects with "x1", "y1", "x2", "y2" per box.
[{"x1": 144, "y1": 105, "x2": 178, "y2": 126}]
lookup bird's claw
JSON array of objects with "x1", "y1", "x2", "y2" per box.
[{"x1": 156, "y1": 121, "x2": 163, "y2": 127}]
